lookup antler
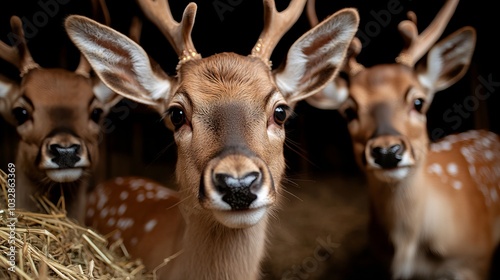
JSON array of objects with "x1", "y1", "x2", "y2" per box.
[
  {"x1": 137, "y1": 0, "x2": 200, "y2": 64},
  {"x1": 306, "y1": 0, "x2": 318, "y2": 27},
  {"x1": 395, "y1": 0, "x2": 459, "y2": 66},
  {"x1": 251, "y1": 0, "x2": 307, "y2": 66},
  {"x1": 76, "y1": 0, "x2": 112, "y2": 77},
  {"x1": 0, "y1": 16, "x2": 40, "y2": 77}
]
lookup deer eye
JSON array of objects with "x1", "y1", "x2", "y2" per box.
[
  {"x1": 169, "y1": 106, "x2": 186, "y2": 130},
  {"x1": 273, "y1": 105, "x2": 289, "y2": 126},
  {"x1": 12, "y1": 107, "x2": 30, "y2": 125},
  {"x1": 90, "y1": 108, "x2": 104, "y2": 123},
  {"x1": 413, "y1": 98, "x2": 425, "y2": 113},
  {"x1": 342, "y1": 107, "x2": 358, "y2": 123}
]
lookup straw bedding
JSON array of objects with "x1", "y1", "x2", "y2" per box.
[{"x1": 0, "y1": 169, "x2": 154, "y2": 279}]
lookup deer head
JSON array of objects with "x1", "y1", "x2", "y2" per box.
[
  {"x1": 305, "y1": 0, "x2": 476, "y2": 182},
  {"x1": 0, "y1": 0, "x2": 120, "y2": 222},
  {"x1": 65, "y1": 0, "x2": 359, "y2": 230}
]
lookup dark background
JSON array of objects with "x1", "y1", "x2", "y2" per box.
[{"x1": 0, "y1": 1, "x2": 499, "y2": 279}]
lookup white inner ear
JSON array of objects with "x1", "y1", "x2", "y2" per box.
[
  {"x1": 68, "y1": 20, "x2": 171, "y2": 102},
  {"x1": 0, "y1": 81, "x2": 12, "y2": 99},
  {"x1": 274, "y1": 49, "x2": 307, "y2": 94},
  {"x1": 93, "y1": 81, "x2": 115, "y2": 103},
  {"x1": 129, "y1": 51, "x2": 171, "y2": 101}
]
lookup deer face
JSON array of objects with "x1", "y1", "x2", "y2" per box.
[
  {"x1": 9, "y1": 68, "x2": 109, "y2": 182},
  {"x1": 339, "y1": 64, "x2": 430, "y2": 182},
  {"x1": 169, "y1": 54, "x2": 287, "y2": 227}
]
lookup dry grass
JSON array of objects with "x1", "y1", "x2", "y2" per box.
[{"x1": 0, "y1": 169, "x2": 154, "y2": 279}]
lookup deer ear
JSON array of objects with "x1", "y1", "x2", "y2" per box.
[
  {"x1": 274, "y1": 8, "x2": 359, "y2": 106},
  {"x1": 65, "y1": 15, "x2": 174, "y2": 110},
  {"x1": 304, "y1": 76, "x2": 349, "y2": 110},
  {"x1": 92, "y1": 79, "x2": 123, "y2": 113},
  {"x1": 416, "y1": 27, "x2": 476, "y2": 94},
  {"x1": 0, "y1": 75, "x2": 20, "y2": 124}
]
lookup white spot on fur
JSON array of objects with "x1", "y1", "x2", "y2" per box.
[
  {"x1": 137, "y1": 193, "x2": 145, "y2": 202},
  {"x1": 130, "y1": 179, "x2": 145, "y2": 190},
  {"x1": 144, "y1": 219, "x2": 158, "y2": 233},
  {"x1": 452, "y1": 181, "x2": 462, "y2": 190},
  {"x1": 427, "y1": 163, "x2": 443, "y2": 176},
  {"x1": 120, "y1": 191, "x2": 129, "y2": 200},
  {"x1": 447, "y1": 163, "x2": 458, "y2": 176},
  {"x1": 107, "y1": 217, "x2": 116, "y2": 226},
  {"x1": 146, "y1": 191, "x2": 155, "y2": 199},
  {"x1": 100, "y1": 207, "x2": 109, "y2": 218},
  {"x1": 430, "y1": 141, "x2": 452, "y2": 152},
  {"x1": 117, "y1": 218, "x2": 134, "y2": 230},
  {"x1": 145, "y1": 183, "x2": 154, "y2": 191},
  {"x1": 86, "y1": 208, "x2": 95, "y2": 217},
  {"x1": 131, "y1": 237, "x2": 138, "y2": 246},
  {"x1": 118, "y1": 204, "x2": 127, "y2": 216},
  {"x1": 97, "y1": 193, "x2": 108, "y2": 210},
  {"x1": 156, "y1": 190, "x2": 171, "y2": 200},
  {"x1": 115, "y1": 177, "x2": 124, "y2": 185}
]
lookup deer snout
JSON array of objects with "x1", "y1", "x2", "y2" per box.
[
  {"x1": 214, "y1": 172, "x2": 260, "y2": 210},
  {"x1": 371, "y1": 144, "x2": 404, "y2": 169},
  {"x1": 39, "y1": 132, "x2": 90, "y2": 182},
  {"x1": 199, "y1": 152, "x2": 275, "y2": 228},
  {"x1": 365, "y1": 137, "x2": 412, "y2": 170},
  {"x1": 49, "y1": 144, "x2": 81, "y2": 168}
]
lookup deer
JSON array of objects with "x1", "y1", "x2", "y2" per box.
[
  {"x1": 305, "y1": 0, "x2": 500, "y2": 279},
  {"x1": 64, "y1": 0, "x2": 360, "y2": 278},
  {"x1": 0, "y1": 0, "x2": 121, "y2": 224}
]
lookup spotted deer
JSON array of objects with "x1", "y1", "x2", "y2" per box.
[
  {"x1": 85, "y1": 177, "x2": 184, "y2": 274},
  {"x1": 0, "y1": 0, "x2": 120, "y2": 224},
  {"x1": 306, "y1": 0, "x2": 500, "y2": 279},
  {"x1": 65, "y1": 0, "x2": 359, "y2": 278}
]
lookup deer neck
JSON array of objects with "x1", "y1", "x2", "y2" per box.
[
  {"x1": 366, "y1": 158, "x2": 431, "y2": 238},
  {"x1": 164, "y1": 208, "x2": 269, "y2": 280}
]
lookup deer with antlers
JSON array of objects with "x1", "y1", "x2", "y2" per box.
[
  {"x1": 0, "y1": 0, "x2": 120, "y2": 224},
  {"x1": 306, "y1": 0, "x2": 500, "y2": 279},
  {"x1": 65, "y1": 0, "x2": 359, "y2": 278}
]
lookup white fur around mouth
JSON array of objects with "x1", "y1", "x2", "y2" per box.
[
  {"x1": 46, "y1": 168, "x2": 83, "y2": 182},
  {"x1": 213, "y1": 207, "x2": 267, "y2": 229},
  {"x1": 372, "y1": 167, "x2": 411, "y2": 182}
]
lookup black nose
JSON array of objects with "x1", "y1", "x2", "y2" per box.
[
  {"x1": 49, "y1": 144, "x2": 81, "y2": 168},
  {"x1": 214, "y1": 172, "x2": 260, "y2": 210},
  {"x1": 371, "y1": 144, "x2": 403, "y2": 169}
]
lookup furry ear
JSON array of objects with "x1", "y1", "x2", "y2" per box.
[
  {"x1": 273, "y1": 8, "x2": 359, "y2": 107},
  {"x1": 416, "y1": 27, "x2": 476, "y2": 95},
  {"x1": 65, "y1": 15, "x2": 175, "y2": 110},
  {"x1": 0, "y1": 74, "x2": 20, "y2": 125}
]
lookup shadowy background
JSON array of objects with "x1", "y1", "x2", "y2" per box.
[{"x1": 0, "y1": 0, "x2": 499, "y2": 279}]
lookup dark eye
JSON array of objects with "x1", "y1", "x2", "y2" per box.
[
  {"x1": 413, "y1": 98, "x2": 425, "y2": 113},
  {"x1": 342, "y1": 107, "x2": 358, "y2": 122},
  {"x1": 90, "y1": 108, "x2": 104, "y2": 123},
  {"x1": 273, "y1": 105, "x2": 288, "y2": 126},
  {"x1": 169, "y1": 106, "x2": 186, "y2": 129},
  {"x1": 12, "y1": 107, "x2": 29, "y2": 125}
]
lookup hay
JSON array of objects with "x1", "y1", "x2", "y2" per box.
[{"x1": 0, "y1": 169, "x2": 154, "y2": 279}]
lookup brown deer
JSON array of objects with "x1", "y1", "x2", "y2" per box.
[
  {"x1": 306, "y1": 0, "x2": 500, "y2": 279},
  {"x1": 0, "y1": 0, "x2": 120, "y2": 224},
  {"x1": 65, "y1": 0, "x2": 360, "y2": 278}
]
